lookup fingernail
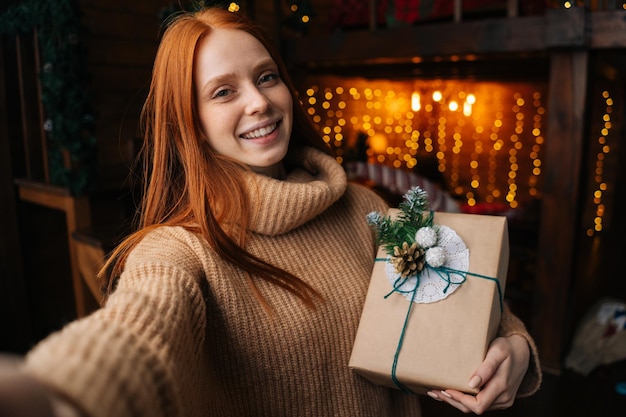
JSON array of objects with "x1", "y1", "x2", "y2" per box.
[
  {"x1": 427, "y1": 391, "x2": 441, "y2": 401},
  {"x1": 469, "y1": 375, "x2": 482, "y2": 389},
  {"x1": 440, "y1": 390, "x2": 452, "y2": 399}
]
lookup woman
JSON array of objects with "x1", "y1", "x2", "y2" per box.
[{"x1": 1, "y1": 7, "x2": 541, "y2": 417}]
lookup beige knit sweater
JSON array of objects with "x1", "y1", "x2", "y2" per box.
[{"x1": 24, "y1": 147, "x2": 541, "y2": 417}]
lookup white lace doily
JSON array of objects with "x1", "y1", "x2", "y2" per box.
[{"x1": 384, "y1": 225, "x2": 470, "y2": 304}]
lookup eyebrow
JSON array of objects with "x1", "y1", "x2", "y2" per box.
[
  {"x1": 198, "y1": 57, "x2": 278, "y2": 97},
  {"x1": 199, "y1": 73, "x2": 235, "y2": 97}
]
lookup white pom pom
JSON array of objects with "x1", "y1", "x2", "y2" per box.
[
  {"x1": 425, "y1": 246, "x2": 446, "y2": 268},
  {"x1": 415, "y1": 227, "x2": 438, "y2": 248}
]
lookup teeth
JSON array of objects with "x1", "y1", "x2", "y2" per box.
[{"x1": 242, "y1": 123, "x2": 277, "y2": 139}]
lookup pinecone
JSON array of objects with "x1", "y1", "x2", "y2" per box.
[{"x1": 390, "y1": 242, "x2": 425, "y2": 278}]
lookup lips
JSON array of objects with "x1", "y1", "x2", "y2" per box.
[{"x1": 240, "y1": 122, "x2": 278, "y2": 139}]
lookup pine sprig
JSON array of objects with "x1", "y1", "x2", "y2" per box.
[
  {"x1": 367, "y1": 186, "x2": 434, "y2": 257},
  {"x1": 367, "y1": 212, "x2": 411, "y2": 255},
  {"x1": 397, "y1": 186, "x2": 430, "y2": 225}
]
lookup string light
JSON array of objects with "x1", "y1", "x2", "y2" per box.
[
  {"x1": 305, "y1": 77, "x2": 547, "y2": 209},
  {"x1": 587, "y1": 90, "x2": 613, "y2": 237}
]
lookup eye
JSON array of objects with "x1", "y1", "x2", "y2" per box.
[
  {"x1": 213, "y1": 88, "x2": 230, "y2": 98},
  {"x1": 258, "y1": 72, "x2": 279, "y2": 86},
  {"x1": 212, "y1": 88, "x2": 233, "y2": 99}
]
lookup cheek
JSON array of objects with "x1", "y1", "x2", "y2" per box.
[
  {"x1": 198, "y1": 119, "x2": 223, "y2": 153},
  {"x1": 198, "y1": 107, "x2": 233, "y2": 145},
  {"x1": 269, "y1": 83, "x2": 292, "y2": 113},
  {"x1": 196, "y1": 104, "x2": 211, "y2": 133},
  {"x1": 282, "y1": 88, "x2": 293, "y2": 112}
]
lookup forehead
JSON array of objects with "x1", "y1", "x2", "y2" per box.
[{"x1": 195, "y1": 28, "x2": 272, "y2": 72}]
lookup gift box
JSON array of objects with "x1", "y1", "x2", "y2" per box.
[{"x1": 349, "y1": 210, "x2": 509, "y2": 395}]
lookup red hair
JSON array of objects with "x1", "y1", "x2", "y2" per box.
[{"x1": 100, "y1": 7, "x2": 332, "y2": 310}]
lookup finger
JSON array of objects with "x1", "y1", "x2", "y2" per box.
[
  {"x1": 441, "y1": 388, "x2": 508, "y2": 415},
  {"x1": 469, "y1": 337, "x2": 508, "y2": 389},
  {"x1": 437, "y1": 390, "x2": 472, "y2": 413}
]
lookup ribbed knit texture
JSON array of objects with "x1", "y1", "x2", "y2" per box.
[{"x1": 24, "y1": 147, "x2": 540, "y2": 417}]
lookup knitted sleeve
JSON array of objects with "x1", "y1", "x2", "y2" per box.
[
  {"x1": 24, "y1": 226, "x2": 210, "y2": 417},
  {"x1": 497, "y1": 304, "x2": 543, "y2": 397}
]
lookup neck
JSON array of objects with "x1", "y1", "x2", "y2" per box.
[{"x1": 250, "y1": 162, "x2": 286, "y2": 180}]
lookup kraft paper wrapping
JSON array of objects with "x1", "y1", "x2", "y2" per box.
[{"x1": 349, "y1": 211, "x2": 509, "y2": 395}]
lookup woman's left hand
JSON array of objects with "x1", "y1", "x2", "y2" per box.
[{"x1": 426, "y1": 334, "x2": 530, "y2": 414}]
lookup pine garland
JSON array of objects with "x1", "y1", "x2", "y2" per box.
[{"x1": 0, "y1": 0, "x2": 96, "y2": 195}]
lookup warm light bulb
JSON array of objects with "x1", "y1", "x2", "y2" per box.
[
  {"x1": 432, "y1": 91, "x2": 442, "y2": 102},
  {"x1": 411, "y1": 92, "x2": 421, "y2": 111},
  {"x1": 463, "y1": 101, "x2": 472, "y2": 116},
  {"x1": 368, "y1": 133, "x2": 389, "y2": 154}
]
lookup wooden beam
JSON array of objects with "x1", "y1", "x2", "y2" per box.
[
  {"x1": 285, "y1": 9, "x2": 590, "y2": 69},
  {"x1": 282, "y1": 8, "x2": 626, "y2": 71},
  {"x1": 533, "y1": 50, "x2": 589, "y2": 371},
  {"x1": 590, "y1": 10, "x2": 626, "y2": 48},
  {"x1": 544, "y1": 7, "x2": 586, "y2": 48}
]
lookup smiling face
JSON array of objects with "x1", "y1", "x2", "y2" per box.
[{"x1": 194, "y1": 28, "x2": 293, "y2": 178}]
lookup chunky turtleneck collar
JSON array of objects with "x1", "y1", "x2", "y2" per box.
[{"x1": 245, "y1": 147, "x2": 347, "y2": 236}]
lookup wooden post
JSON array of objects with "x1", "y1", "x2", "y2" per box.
[
  {"x1": 507, "y1": 0, "x2": 518, "y2": 17},
  {"x1": 15, "y1": 32, "x2": 47, "y2": 183},
  {"x1": 454, "y1": 0, "x2": 462, "y2": 23},
  {"x1": 0, "y1": 40, "x2": 33, "y2": 352},
  {"x1": 370, "y1": 0, "x2": 377, "y2": 31},
  {"x1": 533, "y1": 50, "x2": 588, "y2": 371}
]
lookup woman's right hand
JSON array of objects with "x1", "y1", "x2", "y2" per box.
[{"x1": 0, "y1": 354, "x2": 80, "y2": 417}]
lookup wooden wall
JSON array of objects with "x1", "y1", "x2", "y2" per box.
[
  {"x1": 0, "y1": 0, "x2": 175, "y2": 353},
  {"x1": 77, "y1": 0, "x2": 172, "y2": 192}
]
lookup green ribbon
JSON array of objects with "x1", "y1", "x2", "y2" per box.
[{"x1": 374, "y1": 258, "x2": 504, "y2": 394}]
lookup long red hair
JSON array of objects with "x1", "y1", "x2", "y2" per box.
[{"x1": 100, "y1": 7, "x2": 332, "y2": 310}]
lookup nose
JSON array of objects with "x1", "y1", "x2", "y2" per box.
[{"x1": 245, "y1": 86, "x2": 270, "y2": 114}]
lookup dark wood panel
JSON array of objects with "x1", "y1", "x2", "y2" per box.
[
  {"x1": 89, "y1": 65, "x2": 152, "y2": 94},
  {"x1": 81, "y1": 6, "x2": 166, "y2": 41},
  {"x1": 82, "y1": 36, "x2": 158, "y2": 67},
  {"x1": 81, "y1": 0, "x2": 174, "y2": 17},
  {"x1": 0, "y1": 39, "x2": 32, "y2": 354}
]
